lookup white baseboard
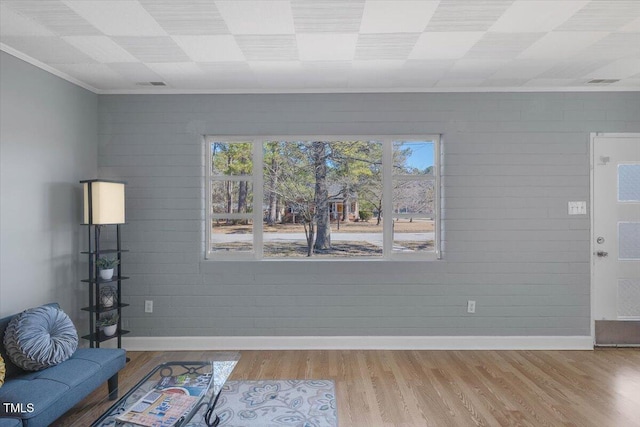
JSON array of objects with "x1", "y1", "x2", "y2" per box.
[{"x1": 122, "y1": 335, "x2": 593, "y2": 351}]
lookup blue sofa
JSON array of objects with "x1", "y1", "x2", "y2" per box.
[{"x1": 0, "y1": 304, "x2": 126, "y2": 427}]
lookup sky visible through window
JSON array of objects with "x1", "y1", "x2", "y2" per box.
[{"x1": 401, "y1": 141, "x2": 434, "y2": 171}]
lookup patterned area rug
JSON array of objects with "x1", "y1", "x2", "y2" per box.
[{"x1": 188, "y1": 380, "x2": 337, "y2": 427}]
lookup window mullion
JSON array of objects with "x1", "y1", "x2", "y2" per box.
[
  {"x1": 383, "y1": 139, "x2": 393, "y2": 258},
  {"x1": 253, "y1": 139, "x2": 264, "y2": 259}
]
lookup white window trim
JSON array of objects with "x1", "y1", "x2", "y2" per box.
[{"x1": 205, "y1": 135, "x2": 441, "y2": 261}]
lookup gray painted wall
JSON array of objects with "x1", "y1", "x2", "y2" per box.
[
  {"x1": 98, "y1": 92, "x2": 640, "y2": 338},
  {"x1": 0, "y1": 52, "x2": 97, "y2": 322}
]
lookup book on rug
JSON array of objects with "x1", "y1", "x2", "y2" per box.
[{"x1": 115, "y1": 389, "x2": 199, "y2": 427}]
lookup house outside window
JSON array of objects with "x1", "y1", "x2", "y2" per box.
[{"x1": 206, "y1": 136, "x2": 440, "y2": 260}]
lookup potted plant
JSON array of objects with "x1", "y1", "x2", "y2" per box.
[
  {"x1": 96, "y1": 257, "x2": 119, "y2": 280},
  {"x1": 97, "y1": 312, "x2": 119, "y2": 336}
]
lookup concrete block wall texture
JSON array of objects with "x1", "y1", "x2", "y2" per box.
[{"x1": 97, "y1": 92, "x2": 640, "y2": 338}]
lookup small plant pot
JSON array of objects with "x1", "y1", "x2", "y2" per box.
[
  {"x1": 103, "y1": 324, "x2": 117, "y2": 336},
  {"x1": 100, "y1": 268, "x2": 114, "y2": 280}
]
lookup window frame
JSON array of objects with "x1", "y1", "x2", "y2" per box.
[{"x1": 205, "y1": 135, "x2": 441, "y2": 261}]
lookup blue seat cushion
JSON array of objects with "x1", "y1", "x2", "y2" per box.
[
  {"x1": 0, "y1": 348, "x2": 125, "y2": 425},
  {"x1": 3, "y1": 306, "x2": 77, "y2": 371},
  {"x1": 0, "y1": 418, "x2": 22, "y2": 427}
]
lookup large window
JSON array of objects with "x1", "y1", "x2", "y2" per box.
[{"x1": 206, "y1": 136, "x2": 440, "y2": 260}]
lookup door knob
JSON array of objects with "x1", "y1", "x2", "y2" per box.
[{"x1": 596, "y1": 251, "x2": 608, "y2": 257}]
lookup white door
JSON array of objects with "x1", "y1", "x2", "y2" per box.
[{"x1": 593, "y1": 133, "x2": 640, "y2": 322}]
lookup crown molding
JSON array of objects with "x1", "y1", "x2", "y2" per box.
[{"x1": 1, "y1": 43, "x2": 99, "y2": 94}]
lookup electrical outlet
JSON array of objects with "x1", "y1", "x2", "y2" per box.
[
  {"x1": 467, "y1": 300, "x2": 476, "y2": 313},
  {"x1": 145, "y1": 300, "x2": 153, "y2": 313}
]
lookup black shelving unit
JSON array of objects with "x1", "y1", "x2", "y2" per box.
[{"x1": 81, "y1": 223, "x2": 129, "y2": 348}]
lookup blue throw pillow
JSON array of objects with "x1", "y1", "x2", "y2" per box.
[{"x1": 3, "y1": 305, "x2": 78, "y2": 371}]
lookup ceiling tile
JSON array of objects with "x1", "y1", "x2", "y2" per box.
[
  {"x1": 215, "y1": 1, "x2": 295, "y2": 35},
  {"x1": 0, "y1": 5, "x2": 56, "y2": 37},
  {"x1": 435, "y1": 78, "x2": 486, "y2": 87},
  {"x1": 489, "y1": 59, "x2": 555, "y2": 79},
  {"x1": 465, "y1": 33, "x2": 543, "y2": 59},
  {"x1": 63, "y1": 0, "x2": 166, "y2": 36},
  {"x1": 349, "y1": 60, "x2": 404, "y2": 87},
  {"x1": 409, "y1": 32, "x2": 484, "y2": 59},
  {"x1": 63, "y1": 36, "x2": 139, "y2": 63},
  {"x1": 446, "y1": 58, "x2": 509, "y2": 79},
  {"x1": 54, "y1": 63, "x2": 130, "y2": 90},
  {"x1": 355, "y1": 33, "x2": 419, "y2": 60},
  {"x1": 3, "y1": 0, "x2": 100, "y2": 36},
  {"x1": 2, "y1": 36, "x2": 95, "y2": 64},
  {"x1": 236, "y1": 35, "x2": 298, "y2": 61},
  {"x1": 585, "y1": 58, "x2": 640, "y2": 80},
  {"x1": 537, "y1": 58, "x2": 610, "y2": 79},
  {"x1": 402, "y1": 59, "x2": 455, "y2": 80},
  {"x1": 297, "y1": 34, "x2": 358, "y2": 61},
  {"x1": 482, "y1": 78, "x2": 530, "y2": 87},
  {"x1": 518, "y1": 32, "x2": 608, "y2": 60},
  {"x1": 139, "y1": 0, "x2": 229, "y2": 35},
  {"x1": 196, "y1": 62, "x2": 257, "y2": 89},
  {"x1": 146, "y1": 62, "x2": 208, "y2": 87},
  {"x1": 555, "y1": 0, "x2": 640, "y2": 31},
  {"x1": 489, "y1": 1, "x2": 588, "y2": 33},
  {"x1": 199, "y1": 62, "x2": 254, "y2": 75},
  {"x1": 252, "y1": 61, "x2": 350, "y2": 90},
  {"x1": 425, "y1": 0, "x2": 515, "y2": 32},
  {"x1": 620, "y1": 16, "x2": 640, "y2": 32},
  {"x1": 173, "y1": 35, "x2": 245, "y2": 62},
  {"x1": 108, "y1": 62, "x2": 164, "y2": 83},
  {"x1": 114, "y1": 37, "x2": 190, "y2": 62},
  {"x1": 580, "y1": 33, "x2": 640, "y2": 60},
  {"x1": 359, "y1": 1, "x2": 439, "y2": 34},
  {"x1": 292, "y1": 0, "x2": 365, "y2": 33},
  {"x1": 523, "y1": 78, "x2": 579, "y2": 87}
]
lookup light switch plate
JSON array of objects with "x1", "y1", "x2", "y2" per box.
[{"x1": 568, "y1": 201, "x2": 587, "y2": 215}]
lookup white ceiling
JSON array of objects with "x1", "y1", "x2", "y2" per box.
[{"x1": 1, "y1": 0, "x2": 639, "y2": 94}]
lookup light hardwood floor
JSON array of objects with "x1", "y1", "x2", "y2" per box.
[{"x1": 55, "y1": 349, "x2": 640, "y2": 427}]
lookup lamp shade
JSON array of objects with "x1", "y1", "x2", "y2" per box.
[{"x1": 81, "y1": 179, "x2": 126, "y2": 225}]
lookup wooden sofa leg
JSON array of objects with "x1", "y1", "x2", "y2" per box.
[{"x1": 108, "y1": 374, "x2": 119, "y2": 400}]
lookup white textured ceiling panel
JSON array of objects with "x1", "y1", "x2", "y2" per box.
[
  {"x1": 0, "y1": 5, "x2": 56, "y2": 36},
  {"x1": 359, "y1": 1, "x2": 439, "y2": 34},
  {"x1": 297, "y1": 33, "x2": 358, "y2": 61},
  {"x1": 2, "y1": 36, "x2": 95, "y2": 63},
  {"x1": 355, "y1": 34, "x2": 419, "y2": 60},
  {"x1": 114, "y1": 36, "x2": 190, "y2": 62},
  {"x1": 291, "y1": 0, "x2": 365, "y2": 33},
  {"x1": 63, "y1": 36, "x2": 139, "y2": 63},
  {"x1": 410, "y1": 32, "x2": 484, "y2": 60},
  {"x1": 139, "y1": 0, "x2": 229, "y2": 35},
  {"x1": 63, "y1": 1, "x2": 166, "y2": 36},
  {"x1": 425, "y1": 0, "x2": 515, "y2": 32},
  {"x1": 586, "y1": 58, "x2": 640, "y2": 80},
  {"x1": 173, "y1": 35, "x2": 244, "y2": 62},
  {"x1": 518, "y1": 32, "x2": 607, "y2": 60},
  {"x1": 215, "y1": 1, "x2": 295, "y2": 35},
  {"x1": 555, "y1": 0, "x2": 640, "y2": 31},
  {"x1": 236, "y1": 35, "x2": 298, "y2": 61},
  {"x1": 4, "y1": 1, "x2": 100, "y2": 36},
  {"x1": 490, "y1": 1, "x2": 589, "y2": 33},
  {"x1": 464, "y1": 33, "x2": 543, "y2": 59},
  {"x1": 0, "y1": 0, "x2": 638, "y2": 93}
]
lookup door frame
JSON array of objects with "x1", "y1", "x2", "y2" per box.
[{"x1": 590, "y1": 132, "x2": 640, "y2": 344}]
